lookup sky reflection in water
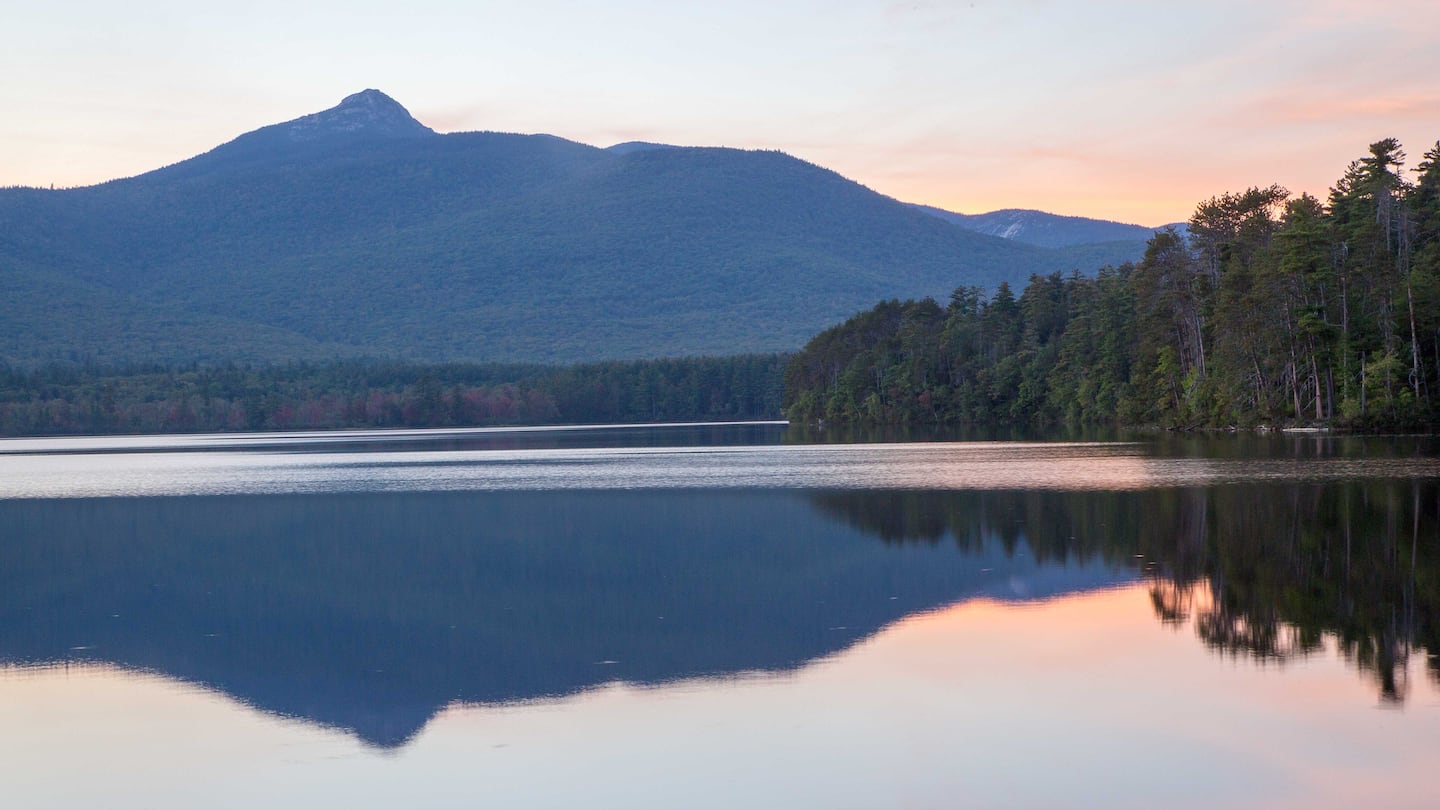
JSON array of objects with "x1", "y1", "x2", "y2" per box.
[
  {"x1": 5, "y1": 587, "x2": 1437, "y2": 810},
  {"x1": 3, "y1": 426, "x2": 1438, "y2": 499},
  {"x1": 1, "y1": 425, "x2": 1438, "y2": 808}
]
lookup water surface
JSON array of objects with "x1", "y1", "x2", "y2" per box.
[{"x1": 1, "y1": 424, "x2": 1437, "y2": 808}]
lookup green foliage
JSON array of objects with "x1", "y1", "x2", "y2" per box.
[
  {"x1": 785, "y1": 138, "x2": 1440, "y2": 430},
  {"x1": 0, "y1": 355, "x2": 787, "y2": 436}
]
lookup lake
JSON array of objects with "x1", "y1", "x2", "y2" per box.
[{"x1": 2, "y1": 424, "x2": 1438, "y2": 808}]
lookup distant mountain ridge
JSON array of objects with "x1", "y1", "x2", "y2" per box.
[
  {"x1": 910, "y1": 204, "x2": 1168, "y2": 249},
  {"x1": 605, "y1": 141, "x2": 678, "y2": 155},
  {"x1": 0, "y1": 90, "x2": 1152, "y2": 366}
]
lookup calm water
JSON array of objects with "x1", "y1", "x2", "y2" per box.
[{"x1": 2, "y1": 424, "x2": 1438, "y2": 808}]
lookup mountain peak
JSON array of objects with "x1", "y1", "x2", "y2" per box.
[
  {"x1": 137, "y1": 89, "x2": 437, "y2": 181},
  {"x1": 280, "y1": 89, "x2": 435, "y2": 141},
  {"x1": 340, "y1": 88, "x2": 394, "y2": 105}
]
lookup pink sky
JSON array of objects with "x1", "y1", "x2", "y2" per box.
[{"x1": 4, "y1": 1, "x2": 1439, "y2": 224}]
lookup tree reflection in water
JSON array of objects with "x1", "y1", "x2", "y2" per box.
[
  {"x1": 810, "y1": 481, "x2": 1440, "y2": 703},
  {"x1": 2, "y1": 478, "x2": 1433, "y2": 749}
]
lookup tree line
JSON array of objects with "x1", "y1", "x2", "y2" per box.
[
  {"x1": 786, "y1": 139, "x2": 1440, "y2": 429},
  {"x1": 0, "y1": 355, "x2": 786, "y2": 436}
]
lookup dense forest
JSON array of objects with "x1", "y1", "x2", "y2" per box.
[
  {"x1": 786, "y1": 139, "x2": 1440, "y2": 430},
  {"x1": 0, "y1": 91, "x2": 1144, "y2": 368},
  {"x1": 0, "y1": 354, "x2": 785, "y2": 436}
]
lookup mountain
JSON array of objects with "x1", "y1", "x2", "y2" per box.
[
  {"x1": 0, "y1": 488, "x2": 1135, "y2": 747},
  {"x1": 911, "y1": 204, "x2": 1163, "y2": 250},
  {"x1": 145, "y1": 88, "x2": 437, "y2": 182},
  {"x1": 604, "y1": 141, "x2": 678, "y2": 155},
  {"x1": 0, "y1": 90, "x2": 1145, "y2": 366}
]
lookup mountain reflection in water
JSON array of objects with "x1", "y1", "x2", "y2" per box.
[
  {"x1": 3, "y1": 474, "x2": 1436, "y2": 748},
  {"x1": 0, "y1": 489, "x2": 1128, "y2": 747}
]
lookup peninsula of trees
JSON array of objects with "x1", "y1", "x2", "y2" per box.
[{"x1": 785, "y1": 139, "x2": 1440, "y2": 430}]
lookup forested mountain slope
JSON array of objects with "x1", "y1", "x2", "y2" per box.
[{"x1": 1, "y1": 90, "x2": 1133, "y2": 366}]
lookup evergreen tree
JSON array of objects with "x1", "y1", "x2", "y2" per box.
[{"x1": 783, "y1": 136, "x2": 1440, "y2": 431}]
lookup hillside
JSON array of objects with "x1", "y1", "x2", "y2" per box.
[
  {"x1": 0, "y1": 90, "x2": 1140, "y2": 366},
  {"x1": 910, "y1": 204, "x2": 1162, "y2": 250}
]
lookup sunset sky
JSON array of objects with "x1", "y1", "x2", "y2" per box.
[{"x1": 5, "y1": 0, "x2": 1439, "y2": 224}]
